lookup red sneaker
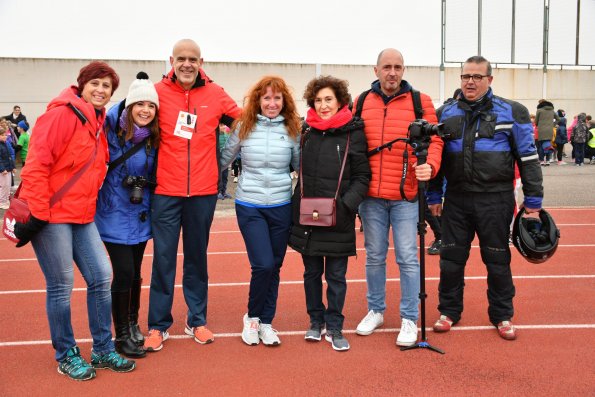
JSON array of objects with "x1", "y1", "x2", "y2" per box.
[
  {"x1": 433, "y1": 315, "x2": 454, "y2": 332},
  {"x1": 497, "y1": 321, "x2": 517, "y2": 340}
]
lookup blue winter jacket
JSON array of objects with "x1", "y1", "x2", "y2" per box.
[
  {"x1": 0, "y1": 140, "x2": 15, "y2": 172},
  {"x1": 220, "y1": 114, "x2": 300, "y2": 207},
  {"x1": 429, "y1": 88, "x2": 543, "y2": 209},
  {"x1": 95, "y1": 101, "x2": 156, "y2": 244}
]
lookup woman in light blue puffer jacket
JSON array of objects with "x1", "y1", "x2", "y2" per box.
[{"x1": 221, "y1": 76, "x2": 301, "y2": 347}]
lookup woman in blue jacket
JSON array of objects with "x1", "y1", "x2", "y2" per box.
[
  {"x1": 95, "y1": 72, "x2": 159, "y2": 358},
  {"x1": 221, "y1": 76, "x2": 301, "y2": 346}
]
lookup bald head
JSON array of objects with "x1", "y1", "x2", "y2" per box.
[
  {"x1": 170, "y1": 39, "x2": 203, "y2": 90},
  {"x1": 376, "y1": 48, "x2": 404, "y2": 67},
  {"x1": 172, "y1": 39, "x2": 201, "y2": 58}
]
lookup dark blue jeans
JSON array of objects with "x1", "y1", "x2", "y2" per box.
[
  {"x1": 235, "y1": 203, "x2": 292, "y2": 324},
  {"x1": 148, "y1": 194, "x2": 217, "y2": 331},
  {"x1": 302, "y1": 255, "x2": 348, "y2": 331}
]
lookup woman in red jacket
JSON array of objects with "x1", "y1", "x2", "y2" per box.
[{"x1": 15, "y1": 62, "x2": 136, "y2": 381}]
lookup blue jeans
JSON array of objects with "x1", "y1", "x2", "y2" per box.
[
  {"x1": 31, "y1": 222, "x2": 114, "y2": 362},
  {"x1": 359, "y1": 197, "x2": 420, "y2": 321},
  {"x1": 148, "y1": 194, "x2": 217, "y2": 331},
  {"x1": 236, "y1": 203, "x2": 291, "y2": 324}
]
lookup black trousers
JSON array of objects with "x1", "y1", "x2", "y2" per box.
[
  {"x1": 302, "y1": 255, "x2": 348, "y2": 331},
  {"x1": 104, "y1": 241, "x2": 148, "y2": 292},
  {"x1": 438, "y1": 190, "x2": 515, "y2": 325}
]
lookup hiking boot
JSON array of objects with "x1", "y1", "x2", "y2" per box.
[
  {"x1": 355, "y1": 310, "x2": 384, "y2": 335},
  {"x1": 185, "y1": 324, "x2": 215, "y2": 344},
  {"x1": 259, "y1": 323, "x2": 281, "y2": 346},
  {"x1": 396, "y1": 318, "x2": 418, "y2": 347},
  {"x1": 91, "y1": 350, "x2": 135, "y2": 373},
  {"x1": 428, "y1": 239, "x2": 441, "y2": 255},
  {"x1": 433, "y1": 315, "x2": 454, "y2": 332},
  {"x1": 497, "y1": 320, "x2": 517, "y2": 341},
  {"x1": 57, "y1": 346, "x2": 96, "y2": 381},
  {"x1": 144, "y1": 329, "x2": 169, "y2": 352},
  {"x1": 304, "y1": 323, "x2": 326, "y2": 342},
  {"x1": 325, "y1": 330, "x2": 350, "y2": 351},
  {"x1": 242, "y1": 313, "x2": 260, "y2": 346}
]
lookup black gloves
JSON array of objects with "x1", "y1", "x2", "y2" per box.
[{"x1": 14, "y1": 215, "x2": 48, "y2": 248}]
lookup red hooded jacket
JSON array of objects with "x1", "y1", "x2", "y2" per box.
[
  {"x1": 20, "y1": 86, "x2": 109, "y2": 223},
  {"x1": 154, "y1": 69, "x2": 241, "y2": 196}
]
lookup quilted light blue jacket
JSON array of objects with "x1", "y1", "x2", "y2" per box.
[{"x1": 221, "y1": 114, "x2": 300, "y2": 207}]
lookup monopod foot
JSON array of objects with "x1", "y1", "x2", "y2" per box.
[{"x1": 400, "y1": 340, "x2": 445, "y2": 354}]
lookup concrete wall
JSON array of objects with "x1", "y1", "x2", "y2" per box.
[{"x1": 1, "y1": 58, "x2": 594, "y2": 129}]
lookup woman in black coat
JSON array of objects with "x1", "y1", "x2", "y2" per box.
[{"x1": 289, "y1": 76, "x2": 371, "y2": 351}]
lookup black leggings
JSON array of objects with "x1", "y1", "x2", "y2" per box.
[
  {"x1": 104, "y1": 241, "x2": 147, "y2": 292},
  {"x1": 556, "y1": 143, "x2": 565, "y2": 161}
]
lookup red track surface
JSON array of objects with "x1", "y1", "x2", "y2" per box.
[{"x1": 1, "y1": 208, "x2": 594, "y2": 396}]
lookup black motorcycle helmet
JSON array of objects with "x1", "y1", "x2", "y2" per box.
[{"x1": 512, "y1": 208, "x2": 560, "y2": 264}]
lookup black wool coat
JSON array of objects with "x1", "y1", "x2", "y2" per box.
[{"x1": 288, "y1": 118, "x2": 371, "y2": 257}]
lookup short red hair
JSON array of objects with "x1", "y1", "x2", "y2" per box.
[{"x1": 77, "y1": 61, "x2": 120, "y2": 95}]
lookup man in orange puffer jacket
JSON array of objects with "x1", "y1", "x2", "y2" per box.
[{"x1": 353, "y1": 48, "x2": 443, "y2": 347}]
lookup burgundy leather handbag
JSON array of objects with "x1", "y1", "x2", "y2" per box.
[{"x1": 298, "y1": 132, "x2": 350, "y2": 227}]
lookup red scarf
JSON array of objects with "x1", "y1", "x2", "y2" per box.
[{"x1": 306, "y1": 106, "x2": 352, "y2": 131}]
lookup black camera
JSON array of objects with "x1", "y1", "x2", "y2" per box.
[
  {"x1": 408, "y1": 119, "x2": 448, "y2": 140},
  {"x1": 122, "y1": 176, "x2": 154, "y2": 204}
]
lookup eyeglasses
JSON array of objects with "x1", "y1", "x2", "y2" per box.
[{"x1": 460, "y1": 74, "x2": 490, "y2": 82}]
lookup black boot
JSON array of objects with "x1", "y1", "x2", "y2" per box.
[
  {"x1": 112, "y1": 290, "x2": 146, "y2": 358},
  {"x1": 129, "y1": 278, "x2": 144, "y2": 346}
]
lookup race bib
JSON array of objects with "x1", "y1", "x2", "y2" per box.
[{"x1": 173, "y1": 111, "x2": 197, "y2": 140}]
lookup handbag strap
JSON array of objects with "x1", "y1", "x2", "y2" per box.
[
  {"x1": 107, "y1": 140, "x2": 146, "y2": 173},
  {"x1": 300, "y1": 129, "x2": 351, "y2": 200}
]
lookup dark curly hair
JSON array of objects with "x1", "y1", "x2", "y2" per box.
[{"x1": 303, "y1": 75, "x2": 351, "y2": 109}]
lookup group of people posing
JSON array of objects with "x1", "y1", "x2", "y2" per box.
[{"x1": 12, "y1": 38, "x2": 544, "y2": 381}]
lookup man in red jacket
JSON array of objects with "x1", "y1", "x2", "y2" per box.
[
  {"x1": 353, "y1": 48, "x2": 443, "y2": 347},
  {"x1": 144, "y1": 39, "x2": 241, "y2": 352}
]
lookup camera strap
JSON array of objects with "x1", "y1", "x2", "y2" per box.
[{"x1": 107, "y1": 141, "x2": 146, "y2": 173}]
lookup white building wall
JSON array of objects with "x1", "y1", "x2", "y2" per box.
[{"x1": 1, "y1": 58, "x2": 593, "y2": 129}]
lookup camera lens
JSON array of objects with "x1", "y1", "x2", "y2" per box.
[{"x1": 130, "y1": 186, "x2": 143, "y2": 204}]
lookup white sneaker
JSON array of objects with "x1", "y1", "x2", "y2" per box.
[
  {"x1": 396, "y1": 318, "x2": 418, "y2": 347},
  {"x1": 242, "y1": 313, "x2": 260, "y2": 346},
  {"x1": 355, "y1": 310, "x2": 384, "y2": 335},
  {"x1": 233, "y1": 176, "x2": 238, "y2": 183},
  {"x1": 258, "y1": 323, "x2": 281, "y2": 346}
]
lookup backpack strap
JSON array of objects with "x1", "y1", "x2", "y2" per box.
[
  {"x1": 411, "y1": 88, "x2": 424, "y2": 120},
  {"x1": 353, "y1": 89, "x2": 371, "y2": 119}
]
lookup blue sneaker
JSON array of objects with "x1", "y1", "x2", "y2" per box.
[
  {"x1": 57, "y1": 346, "x2": 96, "y2": 381},
  {"x1": 91, "y1": 350, "x2": 135, "y2": 373}
]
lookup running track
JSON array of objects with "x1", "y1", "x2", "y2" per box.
[{"x1": 1, "y1": 207, "x2": 594, "y2": 396}]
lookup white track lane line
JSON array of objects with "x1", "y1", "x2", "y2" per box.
[
  {"x1": 1, "y1": 324, "x2": 594, "y2": 347},
  {"x1": 1, "y1": 274, "x2": 594, "y2": 295}
]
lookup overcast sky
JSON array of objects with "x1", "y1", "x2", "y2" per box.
[{"x1": 0, "y1": 0, "x2": 593, "y2": 66}]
